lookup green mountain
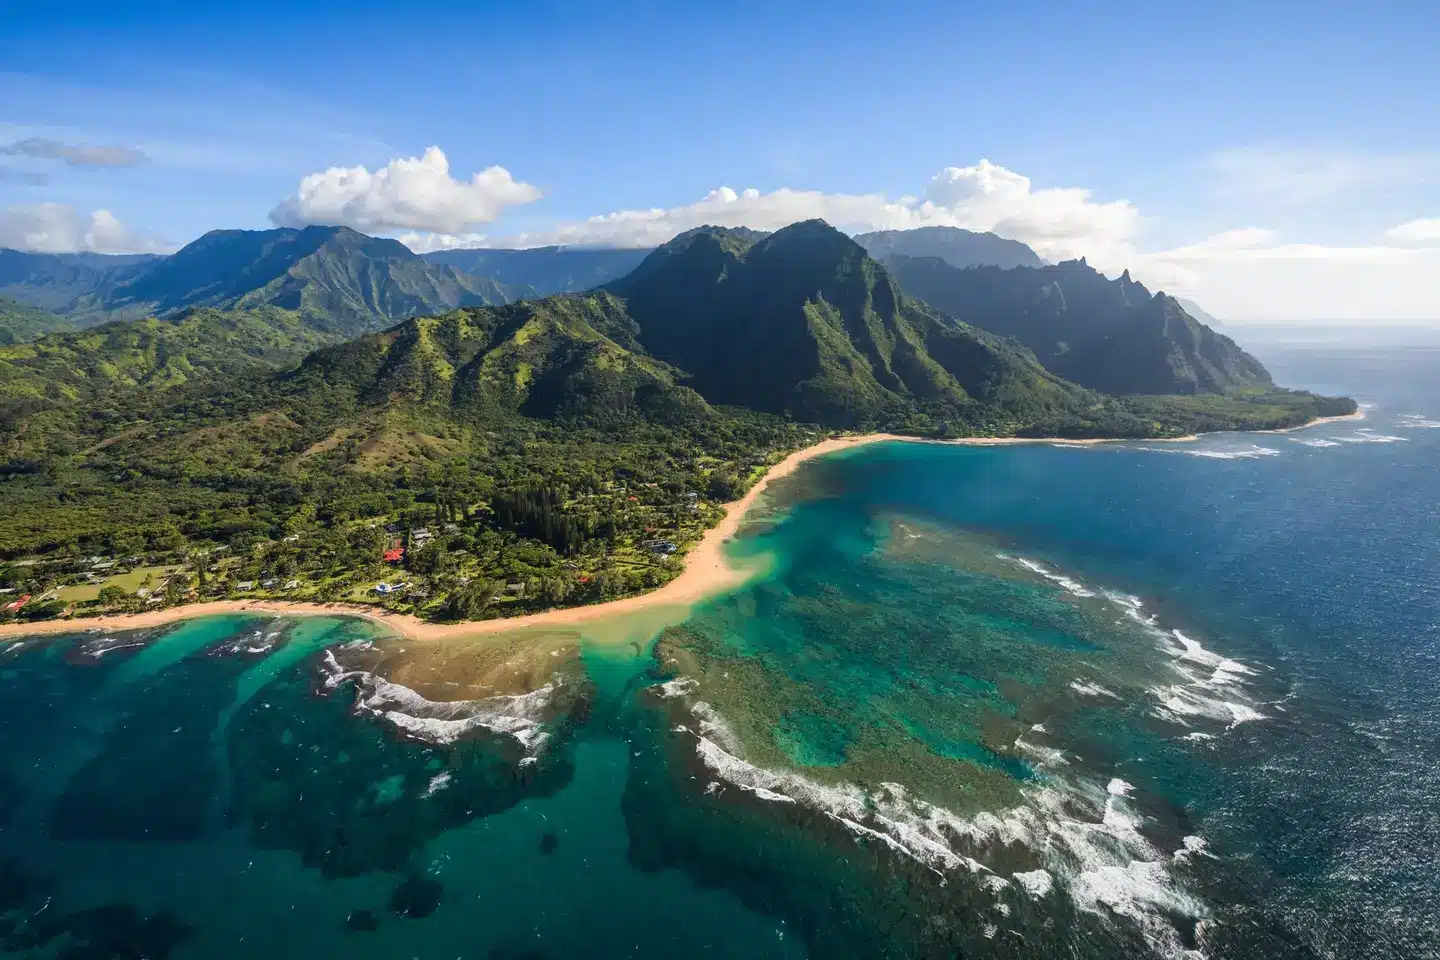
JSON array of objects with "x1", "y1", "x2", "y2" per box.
[
  {"x1": 287, "y1": 293, "x2": 708, "y2": 425},
  {"x1": 883, "y1": 254, "x2": 1272, "y2": 395},
  {"x1": 0, "y1": 297, "x2": 73, "y2": 345},
  {"x1": 1176, "y1": 297, "x2": 1225, "y2": 328},
  {"x1": 0, "y1": 219, "x2": 1356, "y2": 622},
  {"x1": 607, "y1": 220, "x2": 1090, "y2": 427},
  {"x1": 1, "y1": 227, "x2": 513, "y2": 336},
  {"x1": 0, "y1": 306, "x2": 337, "y2": 408},
  {"x1": 421, "y1": 246, "x2": 651, "y2": 298},
  {"x1": 0, "y1": 249, "x2": 159, "y2": 315},
  {"x1": 100, "y1": 226, "x2": 512, "y2": 334},
  {"x1": 856, "y1": 226, "x2": 1044, "y2": 270}
]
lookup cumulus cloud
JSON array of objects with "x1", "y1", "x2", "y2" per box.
[
  {"x1": 271, "y1": 146, "x2": 541, "y2": 235},
  {"x1": 1384, "y1": 218, "x2": 1440, "y2": 246},
  {"x1": 0, "y1": 203, "x2": 170, "y2": 254},
  {"x1": 402, "y1": 159, "x2": 1142, "y2": 270},
  {"x1": 0, "y1": 137, "x2": 148, "y2": 168}
]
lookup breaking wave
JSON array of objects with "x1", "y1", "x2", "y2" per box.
[
  {"x1": 318, "y1": 650, "x2": 559, "y2": 755},
  {"x1": 664, "y1": 687, "x2": 1212, "y2": 958}
]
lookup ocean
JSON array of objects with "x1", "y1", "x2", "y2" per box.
[{"x1": 0, "y1": 336, "x2": 1436, "y2": 959}]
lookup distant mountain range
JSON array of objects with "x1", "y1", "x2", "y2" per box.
[
  {"x1": 0, "y1": 221, "x2": 1314, "y2": 439},
  {"x1": 420, "y1": 246, "x2": 650, "y2": 298},
  {"x1": 0, "y1": 227, "x2": 511, "y2": 336},
  {"x1": 883, "y1": 254, "x2": 1270, "y2": 395},
  {"x1": 855, "y1": 226, "x2": 1045, "y2": 270}
]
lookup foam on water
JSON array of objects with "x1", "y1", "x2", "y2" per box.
[
  {"x1": 1397, "y1": 414, "x2": 1440, "y2": 429},
  {"x1": 1331, "y1": 430, "x2": 1408, "y2": 444},
  {"x1": 1000, "y1": 554, "x2": 1097, "y2": 597},
  {"x1": 1184, "y1": 445, "x2": 1282, "y2": 460},
  {"x1": 319, "y1": 650, "x2": 559, "y2": 755},
  {"x1": 671, "y1": 687, "x2": 1213, "y2": 958},
  {"x1": 1070, "y1": 680, "x2": 1121, "y2": 699}
]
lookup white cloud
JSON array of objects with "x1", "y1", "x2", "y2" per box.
[
  {"x1": 1136, "y1": 224, "x2": 1440, "y2": 321},
  {"x1": 0, "y1": 203, "x2": 169, "y2": 254},
  {"x1": 1203, "y1": 147, "x2": 1440, "y2": 205},
  {"x1": 271, "y1": 146, "x2": 541, "y2": 235},
  {"x1": 402, "y1": 159, "x2": 1142, "y2": 271},
  {"x1": 1384, "y1": 218, "x2": 1440, "y2": 246}
]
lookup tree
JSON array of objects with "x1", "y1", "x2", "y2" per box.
[{"x1": 97, "y1": 585, "x2": 128, "y2": 607}]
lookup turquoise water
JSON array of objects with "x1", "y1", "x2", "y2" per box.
[{"x1": 1, "y1": 342, "x2": 1437, "y2": 958}]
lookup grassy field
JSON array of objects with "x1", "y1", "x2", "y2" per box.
[{"x1": 56, "y1": 565, "x2": 181, "y2": 604}]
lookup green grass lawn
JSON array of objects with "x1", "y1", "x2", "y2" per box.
[{"x1": 56, "y1": 564, "x2": 180, "y2": 604}]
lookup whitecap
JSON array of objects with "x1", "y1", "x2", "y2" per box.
[
  {"x1": 1070, "y1": 680, "x2": 1121, "y2": 700},
  {"x1": 423, "y1": 772, "x2": 452, "y2": 797},
  {"x1": 1000, "y1": 554, "x2": 1096, "y2": 598},
  {"x1": 684, "y1": 703, "x2": 1210, "y2": 957},
  {"x1": 319, "y1": 650, "x2": 558, "y2": 755},
  {"x1": 1013, "y1": 869, "x2": 1053, "y2": 898},
  {"x1": 1185, "y1": 445, "x2": 1281, "y2": 460}
]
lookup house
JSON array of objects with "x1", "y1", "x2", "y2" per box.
[
  {"x1": 374, "y1": 582, "x2": 406, "y2": 596},
  {"x1": 383, "y1": 547, "x2": 405, "y2": 563},
  {"x1": 91, "y1": 560, "x2": 117, "y2": 571},
  {"x1": 505, "y1": 582, "x2": 526, "y2": 596},
  {"x1": 641, "y1": 539, "x2": 678, "y2": 555},
  {"x1": 2, "y1": 594, "x2": 30, "y2": 614},
  {"x1": 283, "y1": 580, "x2": 300, "y2": 590},
  {"x1": 283, "y1": 535, "x2": 300, "y2": 543},
  {"x1": 261, "y1": 579, "x2": 277, "y2": 589},
  {"x1": 235, "y1": 581, "x2": 256, "y2": 591}
]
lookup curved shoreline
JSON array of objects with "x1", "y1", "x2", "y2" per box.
[{"x1": 0, "y1": 411, "x2": 1365, "y2": 643}]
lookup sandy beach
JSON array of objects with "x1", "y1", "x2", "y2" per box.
[
  {"x1": 0, "y1": 411, "x2": 1363, "y2": 643},
  {"x1": 0, "y1": 433, "x2": 890, "y2": 643}
]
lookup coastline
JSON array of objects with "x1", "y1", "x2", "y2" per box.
[
  {"x1": 0, "y1": 410, "x2": 1363, "y2": 643},
  {"x1": 0, "y1": 434, "x2": 885, "y2": 643}
]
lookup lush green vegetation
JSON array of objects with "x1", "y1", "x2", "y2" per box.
[
  {"x1": 0, "y1": 220, "x2": 1355, "y2": 626},
  {"x1": 1, "y1": 226, "x2": 510, "y2": 334},
  {"x1": 0, "y1": 296, "x2": 72, "y2": 345},
  {"x1": 884, "y1": 254, "x2": 1273, "y2": 395}
]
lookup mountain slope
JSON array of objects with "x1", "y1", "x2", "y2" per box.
[
  {"x1": 100, "y1": 226, "x2": 511, "y2": 334},
  {"x1": 856, "y1": 226, "x2": 1044, "y2": 270},
  {"x1": 286, "y1": 293, "x2": 709, "y2": 426},
  {"x1": 0, "y1": 306, "x2": 338, "y2": 407},
  {"x1": 607, "y1": 220, "x2": 1091, "y2": 426},
  {"x1": 0, "y1": 297, "x2": 74, "y2": 345},
  {"x1": 421, "y1": 246, "x2": 651, "y2": 297},
  {"x1": 884, "y1": 255, "x2": 1272, "y2": 395},
  {"x1": 0, "y1": 249, "x2": 159, "y2": 315}
]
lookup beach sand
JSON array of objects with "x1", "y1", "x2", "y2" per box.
[
  {"x1": 0, "y1": 434, "x2": 885, "y2": 643},
  {"x1": 0, "y1": 411, "x2": 1362, "y2": 644}
]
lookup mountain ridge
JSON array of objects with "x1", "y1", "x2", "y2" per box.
[{"x1": 883, "y1": 254, "x2": 1272, "y2": 395}]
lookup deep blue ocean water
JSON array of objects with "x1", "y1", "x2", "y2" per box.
[{"x1": 0, "y1": 338, "x2": 1436, "y2": 959}]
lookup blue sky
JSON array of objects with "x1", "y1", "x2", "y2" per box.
[{"x1": 1, "y1": 0, "x2": 1437, "y2": 320}]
